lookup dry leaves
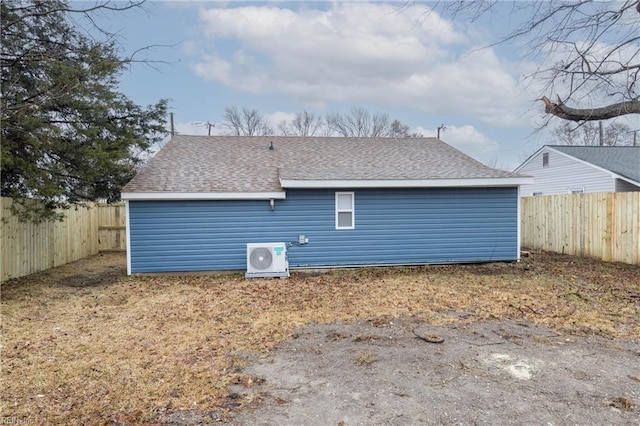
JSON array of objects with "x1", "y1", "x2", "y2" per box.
[{"x1": 1, "y1": 251, "x2": 638, "y2": 423}]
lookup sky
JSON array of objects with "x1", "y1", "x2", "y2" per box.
[{"x1": 86, "y1": 1, "x2": 639, "y2": 170}]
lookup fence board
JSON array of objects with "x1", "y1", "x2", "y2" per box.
[
  {"x1": 521, "y1": 192, "x2": 640, "y2": 265},
  {"x1": 1, "y1": 198, "x2": 125, "y2": 281},
  {"x1": 97, "y1": 203, "x2": 126, "y2": 252}
]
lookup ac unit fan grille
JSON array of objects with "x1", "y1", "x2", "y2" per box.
[{"x1": 249, "y1": 247, "x2": 273, "y2": 270}]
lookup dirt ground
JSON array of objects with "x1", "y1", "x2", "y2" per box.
[
  {"x1": 1, "y1": 251, "x2": 639, "y2": 425},
  {"x1": 225, "y1": 320, "x2": 640, "y2": 425}
]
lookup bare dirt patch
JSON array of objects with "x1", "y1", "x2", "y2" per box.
[
  {"x1": 1, "y1": 252, "x2": 639, "y2": 424},
  {"x1": 228, "y1": 320, "x2": 640, "y2": 425}
]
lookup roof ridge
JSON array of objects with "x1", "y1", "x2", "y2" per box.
[{"x1": 172, "y1": 135, "x2": 441, "y2": 140}]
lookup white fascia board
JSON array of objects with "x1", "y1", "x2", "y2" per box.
[
  {"x1": 121, "y1": 192, "x2": 287, "y2": 201},
  {"x1": 125, "y1": 200, "x2": 131, "y2": 275},
  {"x1": 513, "y1": 146, "x2": 546, "y2": 173},
  {"x1": 280, "y1": 177, "x2": 533, "y2": 189},
  {"x1": 516, "y1": 186, "x2": 521, "y2": 262}
]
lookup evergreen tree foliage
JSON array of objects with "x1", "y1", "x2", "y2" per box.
[{"x1": 1, "y1": 0, "x2": 168, "y2": 221}]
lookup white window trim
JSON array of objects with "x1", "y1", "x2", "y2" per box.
[{"x1": 335, "y1": 192, "x2": 355, "y2": 230}]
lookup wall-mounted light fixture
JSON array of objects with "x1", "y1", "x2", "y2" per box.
[{"x1": 270, "y1": 198, "x2": 275, "y2": 210}]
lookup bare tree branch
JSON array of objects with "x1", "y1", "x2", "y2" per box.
[
  {"x1": 1, "y1": 1, "x2": 146, "y2": 30},
  {"x1": 227, "y1": 106, "x2": 421, "y2": 139},
  {"x1": 425, "y1": 1, "x2": 640, "y2": 121},
  {"x1": 552, "y1": 120, "x2": 634, "y2": 145},
  {"x1": 326, "y1": 107, "x2": 391, "y2": 137},
  {"x1": 541, "y1": 96, "x2": 640, "y2": 121},
  {"x1": 221, "y1": 107, "x2": 273, "y2": 136},
  {"x1": 279, "y1": 110, "x2": 324, "y2": 136}
]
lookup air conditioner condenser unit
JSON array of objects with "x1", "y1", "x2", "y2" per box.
[{"x1": 245, "y1": 242, "x2": 290, "y2": 278}]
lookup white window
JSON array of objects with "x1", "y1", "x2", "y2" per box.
[
  {"x1": 335, "y1": 192, "x2": 354, "y2": 229},
  {"x1": 542, "y1": 152, "x2": 549, "y2": 167}
]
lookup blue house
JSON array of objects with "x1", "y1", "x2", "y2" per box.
[{"x1": 121, "y1": 136, "x2": 531, "y2": 274}]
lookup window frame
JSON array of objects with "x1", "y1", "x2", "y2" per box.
[{"x1": 335, "y1": 191, "x2": 355, "y2": 230}]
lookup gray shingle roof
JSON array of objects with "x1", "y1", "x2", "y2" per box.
[
  {"x1": 123, "y1": 135, "x2": 522, "y2": 194},
  {"x1": 550, "y1": 145, "x2": 640, "y2": 183}
]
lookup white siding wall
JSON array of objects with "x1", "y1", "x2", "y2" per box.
[{"x1": 518, "y1": 148, "x2": 615, "y2": 196}]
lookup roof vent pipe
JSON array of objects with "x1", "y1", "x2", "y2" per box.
[{"x1": 269, "y1": 142, "x2": 274, "y2": 150}]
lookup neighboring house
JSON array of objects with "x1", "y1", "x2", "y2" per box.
[
  {"x1": 515, "y1": 145, "x2": 640, "y2": 196},
  {"x1": 121, "y1": 136, "x2": 531, "y2": 274}
]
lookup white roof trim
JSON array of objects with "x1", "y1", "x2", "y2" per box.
[
  {"x1": 280, "y1": 177, "x2": 532, "y2": 189},
  {"x1": 121, "y1": 192, "x2": 287, "y2": 200},
  {"x1": 513, "y1": 145, "x2": 546, "y2": 173}
]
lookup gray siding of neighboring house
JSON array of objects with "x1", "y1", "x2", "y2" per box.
[
  {"x1": 518, "y1": 149, "x2": 614, "y2": 195},
  {"x1": 127, "y1": 187, "x2": 519, "y2": 273},
  {"x1": 615, "y1": 179, "x2": 640, "y2": 192}
]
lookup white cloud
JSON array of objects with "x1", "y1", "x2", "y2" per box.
[
  {"x1": 193, "y1": 54, "x2": 232, "y2": 85},
  {"x1": 265, "y1": 111, "x2": 296, "y2": 127},
  {"x1": 181, "y1": 40, "x2": 200, "y2": 56},
  {"x1": 190, "y1": 3, "x2": 529, "y2": 127},
  {"x1": 415, "y1": 124, "x2": 501, "y2": 162}
]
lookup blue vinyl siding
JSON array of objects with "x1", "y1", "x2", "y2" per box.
[{"x1": 128, "y1": 188, "x2": 518, "y2": 273}]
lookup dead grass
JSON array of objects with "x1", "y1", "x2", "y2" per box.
[
  {"x1": 1, "y1": 251, "x2": 638, "y2": 423},
  {"x1": 354, "y1": 351, "x2": 378, "y2": 366}
]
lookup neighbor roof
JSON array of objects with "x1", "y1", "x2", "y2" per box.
[
  {"x1": 549, "y1": 145, "x2": 640, "y2": 183},
  {"x1": 122, "y1": 136, "x2": 528, "y2": 199}
]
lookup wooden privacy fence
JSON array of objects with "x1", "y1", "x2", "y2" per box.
[
  {"x1": 97, "y1": 202, "x2": 127, "y2": 253},
  {"x1": 1, "y1": 198, "x2": 126, "y2": 281},
  {"x1": 521, "y1": 192, "x2": 640, "y2": 265}
]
